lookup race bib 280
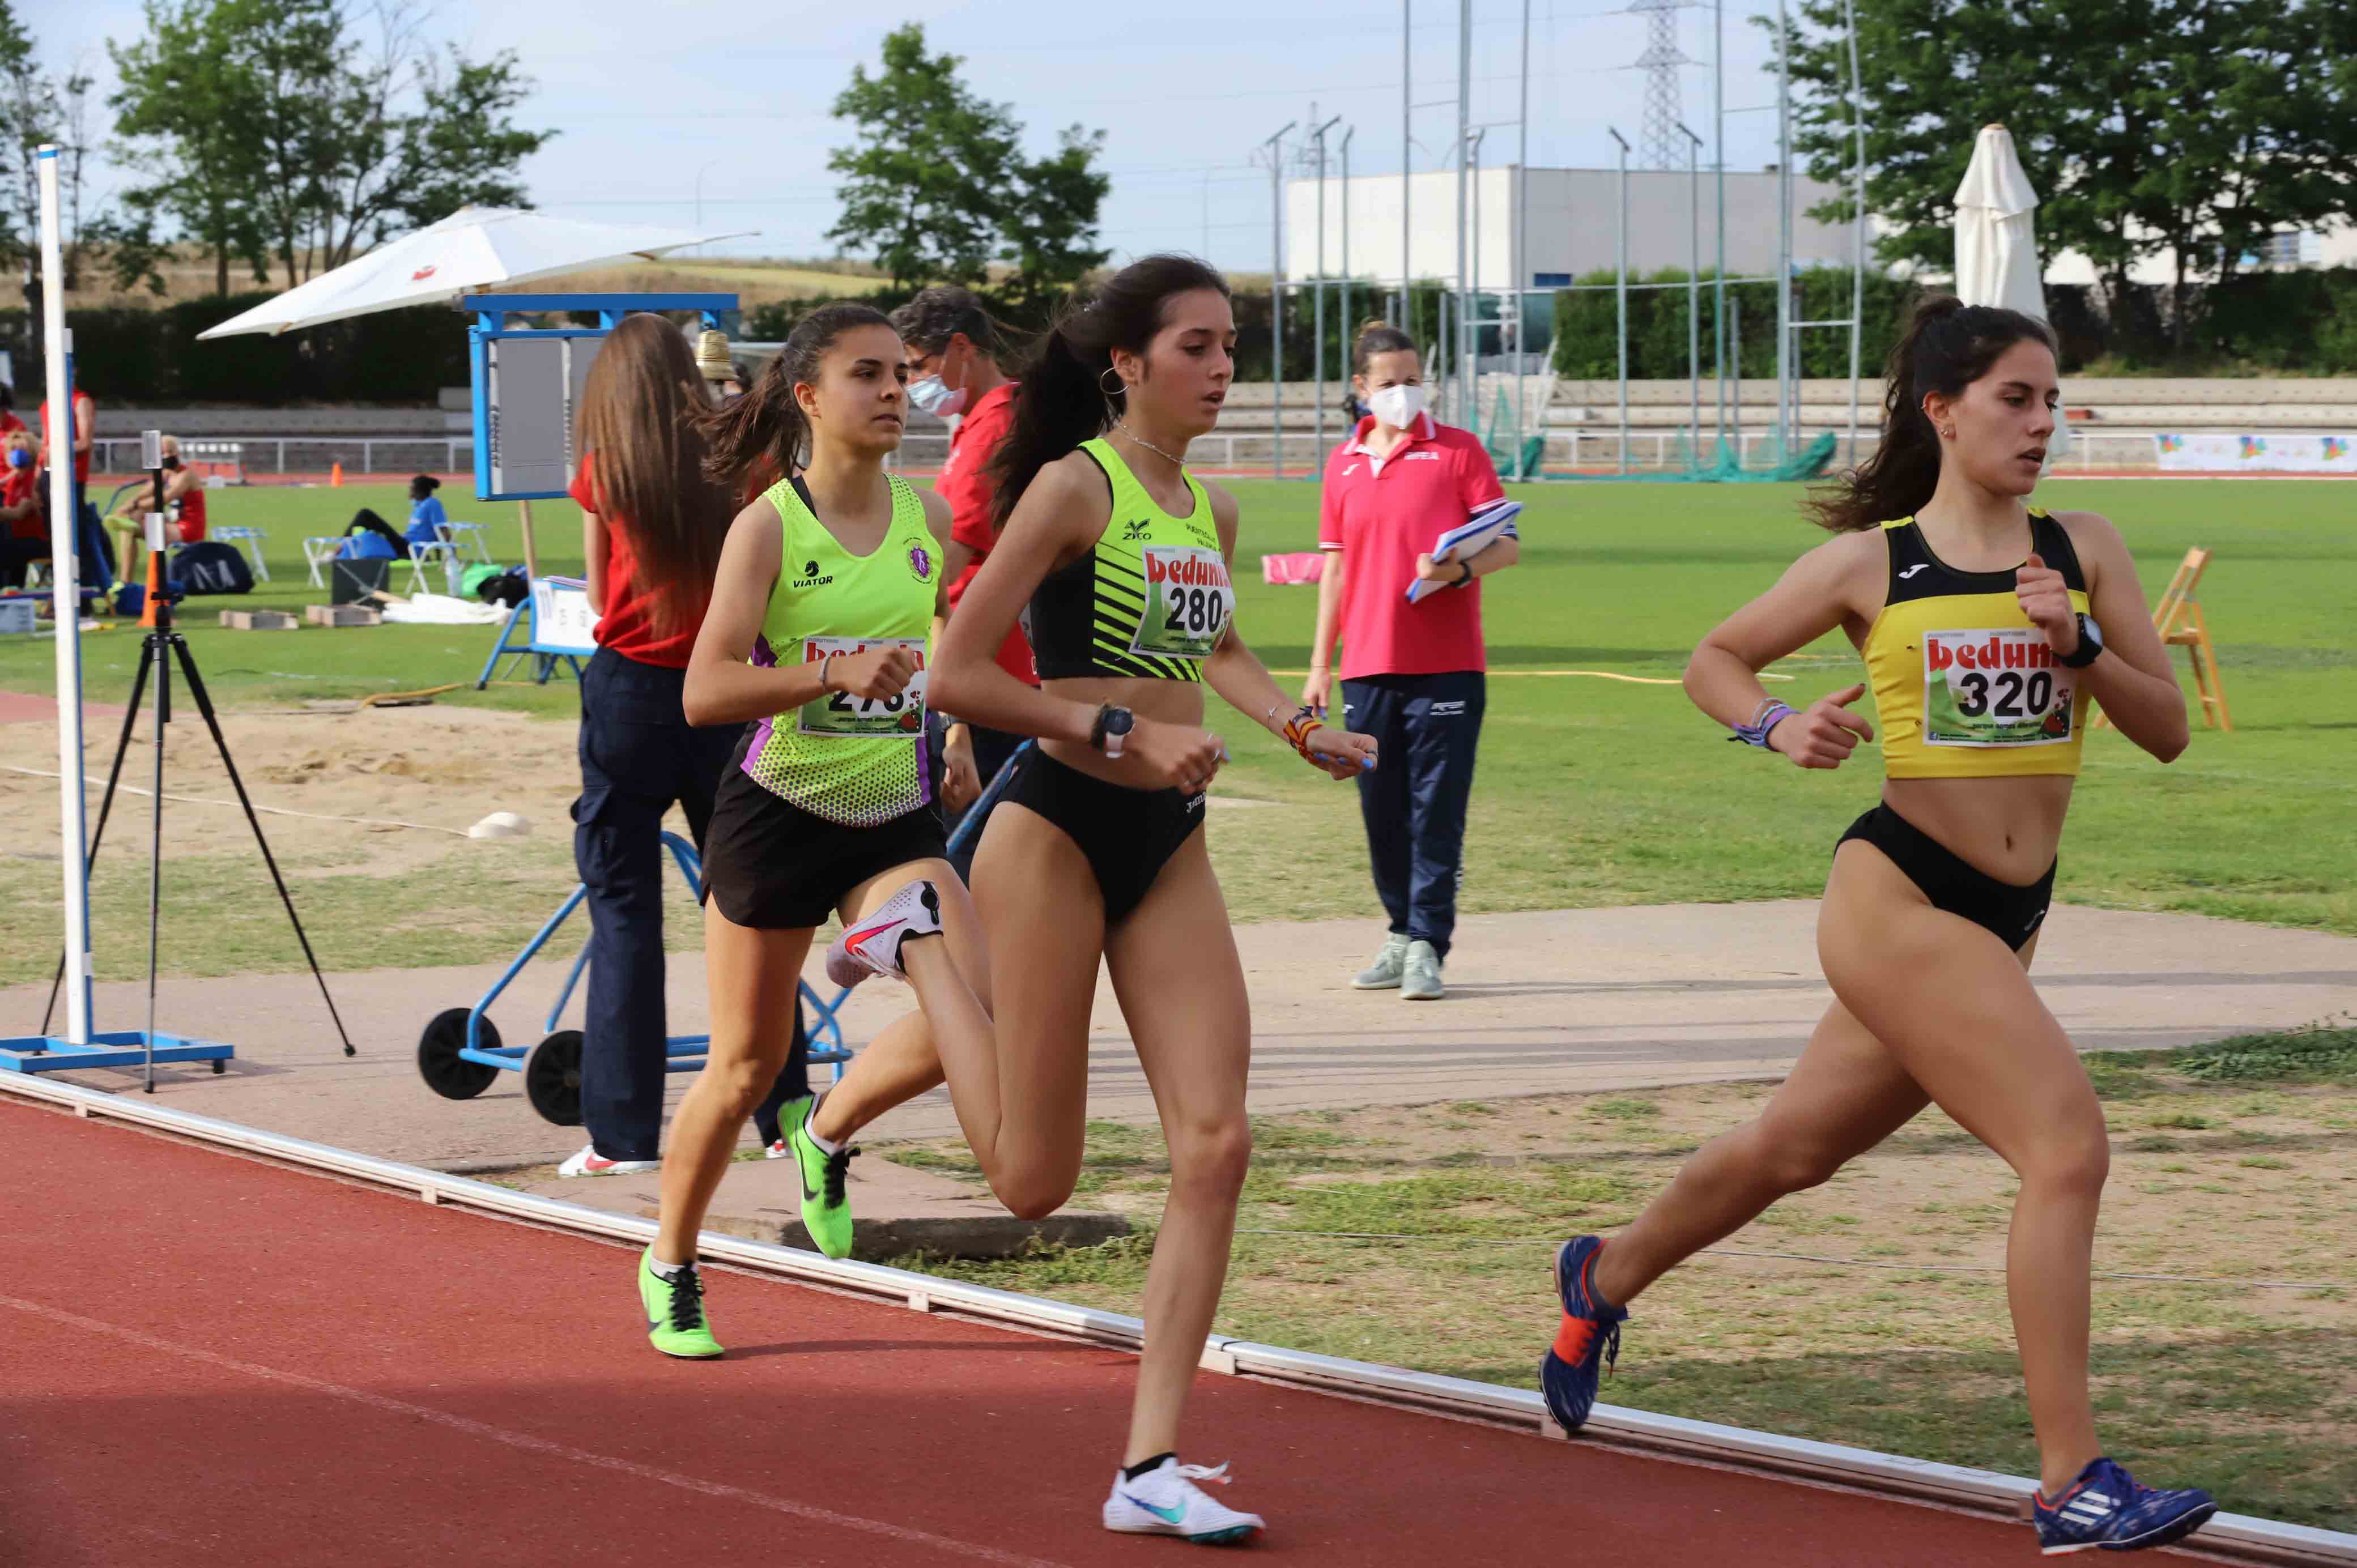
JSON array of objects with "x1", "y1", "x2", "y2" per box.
[{"x1": 1130, "y1": 546, "x2": 1234, "y2": 662}]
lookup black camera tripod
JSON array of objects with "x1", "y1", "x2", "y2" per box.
[{"x1": 42, "y1": 506, "x2": 354, "y2": 1088}]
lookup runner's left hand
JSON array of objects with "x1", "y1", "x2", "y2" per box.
[
  {"x1": 1302, "y1": 726, "x2": 1377, "y2": 781},
  {"x1": 941, "y1": 725, "x2": 980, "y2": 812},
  {"x1": 2015, "y1": 553, "x2": 2079, "y2": 656}
]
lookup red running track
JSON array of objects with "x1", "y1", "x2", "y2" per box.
[{"x1": 1, "y1": 1098, "x2": 2045, "y2": 1567}]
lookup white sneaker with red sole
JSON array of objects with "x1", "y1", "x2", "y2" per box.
[
  {"x1": 558, "y1": 1145, "x2": 660, "y2": 1178},
  {"x1": 824, "y1": 879, "x2": 944, "y2": 989}
]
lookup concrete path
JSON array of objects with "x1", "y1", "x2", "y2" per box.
[{"x1": 12, "y1": 900, "x2": 2349, "y2": 1175}]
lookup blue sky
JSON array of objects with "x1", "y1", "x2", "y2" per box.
[{"x1": 39, "y1": 0, "x2": 1793, "y2": 274}]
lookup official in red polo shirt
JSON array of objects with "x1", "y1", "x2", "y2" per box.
[
  {"x1": 1304, "y1": 321, "x2": 1521, "y2": 1002},
  {"x1": 891, "y1": 287, "x2": 1030, "y2": 878}
]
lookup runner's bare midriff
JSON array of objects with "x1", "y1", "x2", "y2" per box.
[
  {"x1": 1039, "y1": 673, "x2": 1209, "y2": 786},
  {"x1": 1883, "y1": 773, "x2": 2073, "y2": 885}
]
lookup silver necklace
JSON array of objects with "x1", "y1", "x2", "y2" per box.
[{"x1": 1114, "y1": 423, "x2": 1188, "y2": 468}]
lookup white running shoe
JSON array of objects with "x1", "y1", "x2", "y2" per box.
[
  {"x1": 558, "y1": 1144, "x2": 660, "y2": 1178},
  {"x1": 824, "y1": 879, "x2": 944, "y2": 989},
  {"x1": 1103, "y1": 1458, "x2": 1265, "y2": 1545}
]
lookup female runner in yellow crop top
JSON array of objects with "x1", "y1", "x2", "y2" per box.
[{"x1": 1536, "y1": 299, "x2": 2216, "y2": 1556}]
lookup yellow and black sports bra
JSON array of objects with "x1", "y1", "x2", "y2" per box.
[
  {"x1": 1862, "y1": 509, "x2": 2091, "y2": 779},
  {"x1": 1026, "y1": 437, "x2": 1235, "y2": 683}
]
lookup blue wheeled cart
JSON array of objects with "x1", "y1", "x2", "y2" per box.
[{"x1": 415, "y1": 831, "x2": 853, "y2": 1125}]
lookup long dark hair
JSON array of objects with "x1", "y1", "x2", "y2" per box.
[
  {"x1": 576, "y1": 314, "x2": 735, "y2": 636},
  {"x1": 986, "y1": 254, "x2": 1230, "y2": 534},
  {"x1": 701, "y1": 302, "x2": 895, "y2": 500},
  {"x1": 1808, "y1": 296, "x2": 2057, "y2": 533}
]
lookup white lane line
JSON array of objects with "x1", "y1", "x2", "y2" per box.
[{"x1": 1, "y1": 1293, "x2": 1071, "y2": 1568}]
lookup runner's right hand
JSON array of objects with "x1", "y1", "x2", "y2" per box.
[
  {"x1": 1300, "y1": 665, "x2": 1333, "y2": 715},
  {"x1": 1128, "y1": 717, "x2": 1227, "y2": 793},
  {"x1": 1769, "y1": 683, "x2": 1875, "y2": 769},
  {"x1": 829, "y1": 644, "x2": 920, "y2": 701}
]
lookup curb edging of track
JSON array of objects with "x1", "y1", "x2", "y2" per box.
[{"x1": 7, "y1": 1067, "x2": 2351, "y2": 1567}]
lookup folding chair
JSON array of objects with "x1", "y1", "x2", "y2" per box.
[
  {"x1": 302, "y1": 535, "x2": 343, "y2": 588},
  {"x1": 2094, "y1": 547, "x2": 2231, "y2": 732},
  {"x1": 405, "y1": 538, "x2": 461, "y2": 595},
  {"x1": 211, "y1": 524, "x2": 270, "y2": 583}
]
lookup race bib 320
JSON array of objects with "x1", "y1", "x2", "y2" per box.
[{"x1": 1921, "y1": 628, "x2": 2073, "y2": 747}]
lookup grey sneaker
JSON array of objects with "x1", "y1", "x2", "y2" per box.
[
  {"x1": 1352, "y1": 934, "x2": 1410, "y2": 990},
  {"x1": 1399, "y1": 940, "x2": 1444, "y2": 1001}
]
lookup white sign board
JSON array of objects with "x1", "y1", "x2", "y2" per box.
[
  {"x1": 529, "y1": 576, "x2": 599, "y2": 657},
  {"x1": 2154, "y1": 432, "x2": 2357, "y2": 475}
]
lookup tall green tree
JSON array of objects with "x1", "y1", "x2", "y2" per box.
[
  {"x1": 828, "y1": 23, "x2": 1107, "y2": 300},
  {"x1": 0, "y1": 5, "x2": 132, "y2": 295},
  {"x1": 108, "y1": 0, "x2": 553, "y2": 292},
  {"x1": 1783, "y1": 0, "x2": 2357, "y2": 346},
  {"x1": 108, "y1": 0, "x2": 270, "y2": 297}
]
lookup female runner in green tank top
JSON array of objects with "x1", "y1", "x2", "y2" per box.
[
  {"x1": 637, "y1": 304, "x2": 998, "y2": 1354},
  {"x1": 929, "y1": 255, "x2": 1377, "y2": 1543}
]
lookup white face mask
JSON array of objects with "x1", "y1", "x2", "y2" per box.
[
  {"x1": 907, "y1": 345, "x2": 968, "y2": 418},
  {"x1": 1368, "y1": 382, "x2": 1426, "y2": 431}
]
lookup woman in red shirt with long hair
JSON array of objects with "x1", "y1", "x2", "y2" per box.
[{"x1": 561, "y1": 316, "x2": 782, "y2": 1178}]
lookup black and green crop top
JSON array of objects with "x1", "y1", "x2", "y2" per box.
[{"x1": 1024, "y1": 437, "x2": 1236, "y2": 683}]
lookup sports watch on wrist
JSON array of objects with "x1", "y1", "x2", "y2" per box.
[
  {"x1": 2057, "y1": 613, "x2": 2104, "y2": 668},
  {"x1": 1090, "y1": 703, "x2": 1135, "y2": 758}
]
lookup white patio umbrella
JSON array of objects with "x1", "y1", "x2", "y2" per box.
[
  {"x1": 1952, "y1": 125, "x2": 2068, "y2": 461},
  {"x1": 197, "y1": 206, "x2": 753, "y2": 339}
]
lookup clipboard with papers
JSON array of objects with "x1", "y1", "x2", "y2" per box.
[{"x1": 1405, "y1": 498, "x2": 1522, "y2": 603}]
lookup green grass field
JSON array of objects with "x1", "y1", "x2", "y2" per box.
[{"x1": 6, "y1": 475, "x2": 2347, "y2": 939}]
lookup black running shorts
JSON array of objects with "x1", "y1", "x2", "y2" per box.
[
  {"x1": 994, "y1": 747, "x2": 1204, "y2": 926},
  {"x1": 1837, "y1": 802, "x2": 2056, "y2": 951},
  {"x1": 701, "y1": 731, "x2": 947, "y2": 931}
]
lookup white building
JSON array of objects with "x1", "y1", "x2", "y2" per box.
[
  {"x1": 2043, "y1": 218, "x2": 2355, "y2": 289},
  {"x1": 1282, "y1": 165, "x2": 1858, "y2": 289}
]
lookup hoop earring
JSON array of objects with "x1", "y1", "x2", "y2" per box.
[{"x1": 1099, "y1": 365, "x2": 1125, "y2": 397}]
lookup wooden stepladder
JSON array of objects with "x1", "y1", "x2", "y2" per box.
[{"x1": 2094, "y1": 547, "x2": 2231, "y2": 732}]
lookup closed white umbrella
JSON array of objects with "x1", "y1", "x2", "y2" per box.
[
  {"x1": 197, "y1": 206, "x2": 753, "y2": 339},
  {"x1": 1952, "y1": 125, "x2": 2067, "y2": 461}
]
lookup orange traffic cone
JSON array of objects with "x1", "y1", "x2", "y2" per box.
[{"x1": 330, "y1": 461, "x2": 343, "y2": 487}]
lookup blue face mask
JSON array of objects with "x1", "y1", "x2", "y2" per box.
[{"x1": 6, "y1": 448, "x2": 29, "y2": 470}]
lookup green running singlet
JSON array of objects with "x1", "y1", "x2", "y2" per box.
[
  {"x1": 1024, "y1": 437, "x2": 1233, "y2": 683},
  {"x1": 739, "y1": 473, "x2": 939, "y2": 827}
]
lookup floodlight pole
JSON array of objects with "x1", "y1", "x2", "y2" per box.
[
  {"x1": 1515, "y1": 0, "x2": 1533, "y2": 478},
  {"x1": 1712, "y1": 0, "x2": 1729, "y2": 453},
  {"x1": 1401, "y1": 0, "x2": 1413, "y2": 331},
  {"x1": 1341, "y1": 126, "x2": 1355, "y2": 389},
  {"x1": 1471, "y1": 127, "x2": 1488, "y2": 419},
  {"x1": 1264, "y1": 121, "x2": 1296, "y2": 480},
  {"x1": 1844, "y1": 0, "x2": 1866, "y2": 466},
  {"x1": 1775, "y1": 0, "x2": 1794, "y2": 458},
  {"x1": 37, "y1": 144, "x2": 91, "y2": 1045},
  {"x1": 1680, "y1": 121, "x2": 1704, "y2": 459},
  {"x1": 1311, "y1": 111, "x2": 1342, "y2": 476},
  {"x1": 1455, "y1": 0, "x2": 1472, "y2": 427},
  {"x1": 1610, "y1": 126, "x2": 1631, "y2": 476}
]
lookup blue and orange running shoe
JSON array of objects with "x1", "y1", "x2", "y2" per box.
[
  {"x1": 1539, "y1": 1235, "x2": 1628, "y2": 1431},
  {"x1": 2032, "y1": 1457, "x2": 2216, "y2": 1554}
]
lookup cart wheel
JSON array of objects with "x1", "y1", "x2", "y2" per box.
[
  {"x1": 418, "y1": 1008, "x2": 501, "y2": 1100},
  {"x1": 525, "y1": 1030, "x2": 585, "y2": 1126}
]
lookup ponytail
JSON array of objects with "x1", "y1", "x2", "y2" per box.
[
  {"x1": 988, "y1": 253, "x2": 1230, "y2": 534},
  {"x1": 700, "y1": 301, "x2": 894, "y2": 498},
  {"x1": 1807, "y1": 295, "x2": 2056, "y2": 533}
]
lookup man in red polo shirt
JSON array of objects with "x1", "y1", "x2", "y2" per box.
[
  {"x1": 891, "y1": 288, "x2": 1031, "y2": 876},
  {"x1": 1304, "y1": 322, "x2": 1521, "y2": 1001}
]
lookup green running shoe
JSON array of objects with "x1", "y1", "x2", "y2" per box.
[
  {"x1": 638, "y1": 1247, "x2": 722, "y2": 1358},
  {"x1": 788, "y1": 1104, "x2": 860, "y2": 1260}
]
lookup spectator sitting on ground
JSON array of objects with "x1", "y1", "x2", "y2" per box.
[
  {"x1": 403, "y1": 473, "x2": 449, "y2": 548},
  {"x1": 107, "y1": 434, "x2": 209, "y2": 582}
]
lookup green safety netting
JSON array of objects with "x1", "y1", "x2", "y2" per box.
[{"x1": 1479, "y1": 386, "x2": 1839, "y2": 483}]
